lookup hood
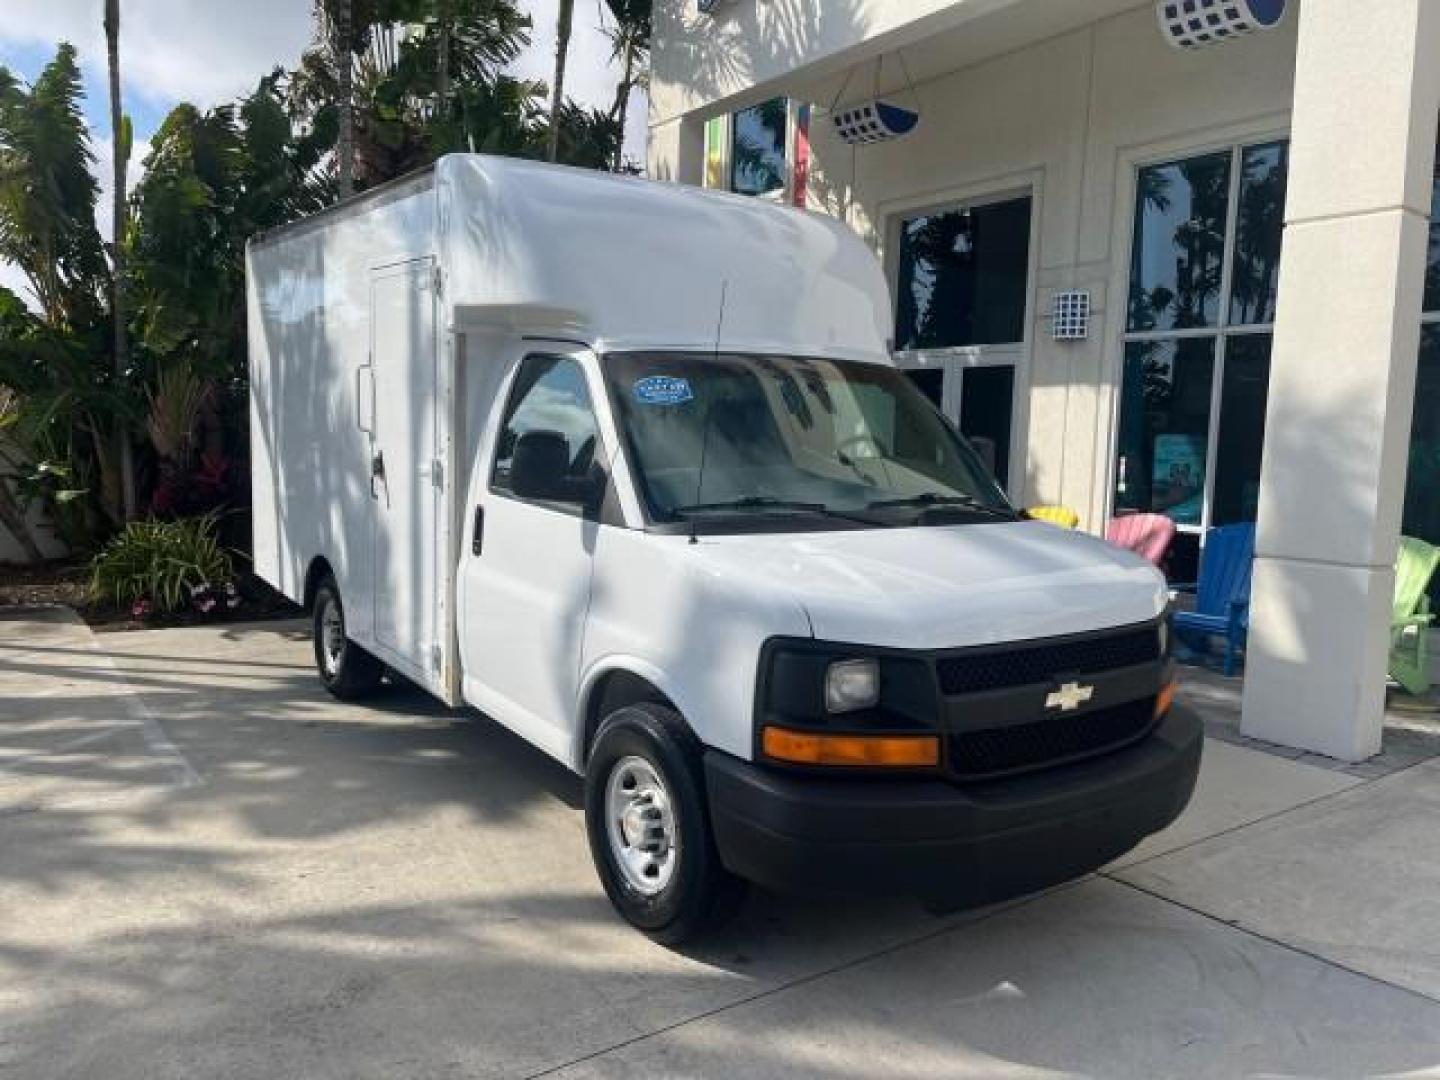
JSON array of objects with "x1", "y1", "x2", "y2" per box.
[{"x1": 687, "y1": 520, "x2": 1166, "y2": 650}]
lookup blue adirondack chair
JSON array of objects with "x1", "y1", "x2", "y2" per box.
[{"x1": 1172, "y1": 522, "x2": 1256, "y2": 677}]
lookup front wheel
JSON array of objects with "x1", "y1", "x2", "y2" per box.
[
  {"x1": 312, "y1": 574, "x2": 384, "y2": 700},
  {"x1": 585, "y1": 704, "x2": 745, "y2": 944}
]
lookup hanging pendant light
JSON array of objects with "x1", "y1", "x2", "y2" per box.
[
  {"x1": 1156, "y1": 0, "x2": 1288, "y2": 51},
  {"x1": 828, "y1": 51, "x2": 922, "y2": 147},
  {"x1": 832, "y1": 102, "x2": 920, "y2": 146}
]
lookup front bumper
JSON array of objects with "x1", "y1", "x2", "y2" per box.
[{"x1": 705, "y1": 706, "x2": 1202, "y2": 906}]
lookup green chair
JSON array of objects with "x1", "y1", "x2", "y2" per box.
[{"x1": 1390, "y1": 536, "x2": 1440, "y2": 696}]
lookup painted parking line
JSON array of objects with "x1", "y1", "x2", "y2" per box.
[{"x1": 0, "y1": 609, "x2": 202, "y2": 797}]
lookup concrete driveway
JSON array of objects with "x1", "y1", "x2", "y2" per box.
[{"x1": 2, "y1": 610, "x2": 1440, "y2": 1079}]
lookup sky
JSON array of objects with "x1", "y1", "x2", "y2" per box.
[{"x1": 0, "y1": 0, "x2": 647, "y2": 306}]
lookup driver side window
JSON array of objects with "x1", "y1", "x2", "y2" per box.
[{"x1": 491, "y1": 354, "x2": 602, "y2": 507}]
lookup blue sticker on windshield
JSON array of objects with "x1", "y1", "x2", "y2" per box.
[{"x1": 633, "y1": 375, "x2": 694, "y2": 405}]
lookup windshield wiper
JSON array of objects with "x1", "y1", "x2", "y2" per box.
[
  {"x1": 670, "y1": 496, "x2": 879, "y2": 526},
  {"x1": 865, "y1": 492, "x2": 1014, "y2": 518}
]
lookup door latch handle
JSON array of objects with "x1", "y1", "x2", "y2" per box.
[
  {"x1": 369, "y1": 450, "x2": 386, "y2": 498},
  {"x1": 471, "y1": 505, "x2": 484, "y2": 555}
]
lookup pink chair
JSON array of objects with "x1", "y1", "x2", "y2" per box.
[{"x1": 1106, "y1": 513, "x2": 1176, "y2": 567}]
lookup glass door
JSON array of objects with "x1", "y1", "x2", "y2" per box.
[
  {"x1": 958, "y1": 363, "x2": 1016, "y2": 491},
  {"x1": 896, "y1": 353, "x2": 1019, "y2": 494},
  {"x1": 891, "y1": 193, "x2": 1033, "y2": 496}
]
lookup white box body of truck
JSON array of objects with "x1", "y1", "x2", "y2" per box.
[{"x1": 249, "y1": 156, "x2": 1200, "y2": 941}]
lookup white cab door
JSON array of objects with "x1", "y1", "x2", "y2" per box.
[
  {"x1": 458, "y1": 348, "x2": 604, "y2": 762},
  {"x1": 369, "y1": 258, "x2": 441, "y2": 681}
]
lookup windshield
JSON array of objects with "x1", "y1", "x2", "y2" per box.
[{"x1": 603, "y1": 351, "x2": 1015, "y2": 529}]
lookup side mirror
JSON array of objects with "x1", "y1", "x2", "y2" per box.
[{"x1": 510, "y1": 429, "x2": 600, "y2": 507}]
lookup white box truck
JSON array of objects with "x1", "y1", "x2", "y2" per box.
[{"x1": 248, "y1": 155, "x2": 1200, "y2": 942}]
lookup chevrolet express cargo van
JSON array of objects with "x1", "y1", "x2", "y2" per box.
[{"x1": 247, "y1": 155, "x2": 1200, "y2": 942}]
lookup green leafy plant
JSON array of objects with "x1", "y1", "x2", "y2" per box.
[
  {"x1": 89, "y1": 512, "x2": 232, "y2": 614},
  {"x1": 145, "y1": 365, "x2": 211, "y2": 468}
]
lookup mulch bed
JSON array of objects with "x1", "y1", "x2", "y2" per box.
[{"x1": 0, "y1": 560, "x2": 302, "y2": 632}]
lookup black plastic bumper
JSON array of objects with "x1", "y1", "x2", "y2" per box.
[{"x1": 705, "y1": 706, "x2": 1202, "y2": 907}]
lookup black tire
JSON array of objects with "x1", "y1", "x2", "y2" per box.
[
  {"x1": 585, "y1": 703, "x2": 746, "y2": 944},
  {"x1": 312, "y1": 574, "x2": 384, "y2": 700}
]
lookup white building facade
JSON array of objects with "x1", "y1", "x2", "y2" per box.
[{"x1": 648, "y1": 0, "x2": 1440, "y2": 760}]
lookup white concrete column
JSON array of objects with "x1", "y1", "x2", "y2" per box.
[
  {"x1": 647, "y1": 115, "x2": 705, "y2": 186},
  {"x1": 1241, "y1": 0, "x2": 1440, "y2": 760}
]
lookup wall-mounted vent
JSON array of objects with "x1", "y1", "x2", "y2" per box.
[{"x1": 1052, "y1": 290, "x2": 1091, "y2": 342}]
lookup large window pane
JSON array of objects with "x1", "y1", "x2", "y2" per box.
[
  {"x1": 1229, "y1": 142, "x2": 1289, "y2": 326},
  {"x1": 1127, "y1": 152, "x2": 1231, "y2": 332},
  {"x1": 904, "y1": 368, "x2": 944, "y2": 409},
  {"x1": 1114, "y1": 337, "x2": 1216, "y2": 526},
  {"x1": 730, "y1": 99, "x2": 786, "y2": 197},
  {"x1": 895, "y1": 197, "x2": 1031, "y2": 350},
  {"x1": 1403, "y1": 328, "x2": 1440, "y2": 587},
  {"x1": 1425, "y1": 135, "x2": 1440, "y2": 313},
  {"x1": 959, "y1": 365, "x2": 1014, "y2": 492},
  {"x1": 1211, "y1": 334, "x2": 1272, "y2": 524}
]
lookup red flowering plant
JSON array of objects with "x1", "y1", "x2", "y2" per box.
[{"x1": 149, "y1": 452, "x2": 234, "y2": 518}]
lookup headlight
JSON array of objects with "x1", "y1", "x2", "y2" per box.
[{"x1": 825, "y1": 658, "x2": 880, "y2": 713}]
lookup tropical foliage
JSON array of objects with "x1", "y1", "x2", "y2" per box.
[
  {"x1": 89, "y1": 511, "x2": 232, "y2": 613},
  {"x1": 0, "y1": 45, "x2": 129, "y2": 547},
  {"x1": 0, "y1": 0, "x2": 651, "y2": 568}
]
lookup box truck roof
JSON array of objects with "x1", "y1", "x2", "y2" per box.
[{"x1": 250, "y1": 154, "x2": 894, "y2": 364}]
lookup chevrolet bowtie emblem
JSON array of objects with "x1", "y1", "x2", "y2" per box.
[{"x1": 1045, "y1": 681, "x2": 1095, "y2": 712}]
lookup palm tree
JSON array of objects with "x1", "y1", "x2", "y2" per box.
[
  {"x1": 314, "y1": 0, "x2": 356, "y2": 197},
  {"x1": 436, "y1": 0, "x2": 451, "y2": 123},
  {"x1": 103, "y1": 0, "x2": 136, "y2": 519},
  {"x1": 545, "y1": 0, "x2": 574, "y2": 162},
  {"x1": 602, "y1": 0, "x2": 650, "y2": 172}
]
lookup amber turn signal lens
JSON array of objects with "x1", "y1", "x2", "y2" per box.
[
  {"x1": 1155, "y1": 681, "x2": 1177, "y2": 719},
  {"x1": 762, "y1": 726, "x2": 939, "y2": 768}
]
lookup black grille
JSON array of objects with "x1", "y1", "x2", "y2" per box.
[
  {"x1": 935, "y1": 625, "x2": 1159, "y2": 696},
  {"x1": 947, "y1": 699, "x2": 1157, "y2": 779}
]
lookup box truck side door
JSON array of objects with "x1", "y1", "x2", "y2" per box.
[
  {"x1": 368, "y1": 257, "x2": 443, "y2": 684},
  {"x1": 458, "y1": 348, "x2": 601, "y2": 763}
]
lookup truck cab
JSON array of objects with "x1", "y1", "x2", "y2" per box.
[
  {"x1": 452, "y1": 342, "x2": 1196, "y2": 941},
  {"x1": 248, "y1": 156, "x2": 1200, "y2": 943}
]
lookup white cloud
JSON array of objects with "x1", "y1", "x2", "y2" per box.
[
  {"x1": 0, "y1": 257, "x2": 34, "y2": 308},
  {"x1": 0, "y1": 0, "x2": 316, "y2": 115},
  {"x1": 93, "y1": 130, "x2": 150, "y2": 244}
]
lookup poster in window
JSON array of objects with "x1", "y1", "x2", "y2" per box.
[{"x1": 1153, "y1": 434, "x2": 1205, "y2": 525}]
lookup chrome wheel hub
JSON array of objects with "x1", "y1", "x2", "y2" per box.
[
  {"x1": 319, "y1": 596, "x2": 344, "y2": 677},
  {"x1": 605, "y1": 756, "x2": 678, "y2": 895}
]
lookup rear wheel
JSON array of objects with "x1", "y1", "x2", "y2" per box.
[
  {"x1": 312, "y1": 575, "x2": 384, "y2": 700},
  {"x1": 585, "y1": 703, "x2": 745, "y2": 944}
]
